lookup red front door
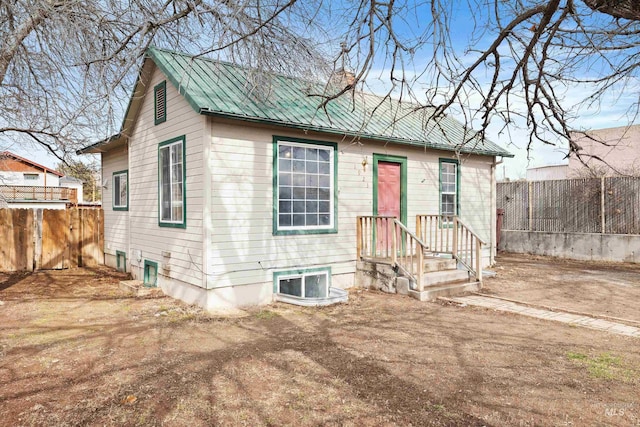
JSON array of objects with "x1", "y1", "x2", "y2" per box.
[{"x1": 377, "y1": 161, "x2": 401, "y2": 254}]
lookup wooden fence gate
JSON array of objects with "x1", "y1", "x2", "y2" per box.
[{"x1": 0, "y1": 208, "x2": 103, "y2": 271}]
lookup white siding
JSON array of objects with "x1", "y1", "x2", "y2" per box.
[
  {"x1": 207, "y1": 120, "x2": 496, "y2": 296},
  {"x1": 102, "y1": 148, "x2": 129, "y2": 269},
  {"x1": 458, "y1": 156, "x2": 496, "y2": 265},
  {"x1": 0, "y1": 171, "x2": 60, "y2": 186},
  {"x1": 127, "y1": 65, "x2": 206, "y2": 288}
]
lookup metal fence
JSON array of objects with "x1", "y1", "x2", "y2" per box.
[{"x1": 497, "y1": 177, "x2": 640, "y2": 235}]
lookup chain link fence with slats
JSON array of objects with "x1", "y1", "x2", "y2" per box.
[{"x1": 497, "y1": 177, "x2": 640, "y2": 235}]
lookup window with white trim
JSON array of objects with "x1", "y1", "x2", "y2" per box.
[
  {"x1": 23, "y1": 173, "x2": 39, "y2": 181},
  {"x1": 440, "y1": 161, "x2": 458, "y2": 216},
  {"x1": 113, "y1": 170, "x2": 128, "y2": 210},
  {"x1": 278, "y1": 270, "x2": 329, "y2": 298},
  {"x1": 275, "y1": 139, "x2": 335, "y2": 233},
  {"x1": 159, "y1": 136, "x2": 185, "y2": 227}
]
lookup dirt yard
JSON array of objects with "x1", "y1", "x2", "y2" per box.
[
  {"x1": 1, "y1": 255, "x2": 639, "y2": 426},
  {"x1": 484, "y1": 253, "x2": 640, "y2": 323}
]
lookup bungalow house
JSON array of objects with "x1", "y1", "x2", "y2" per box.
[{"x1": 78, "y1": 48, "x2": 512, "y2": 310}]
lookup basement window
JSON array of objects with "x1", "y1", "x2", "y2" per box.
[
  {"x1": 143, "y1": 260, "x2": 158, "y2": 287},
  {"x1": 116, "y1": 251, "x2": 126, "y2": 273},
  {"x1": 154, "y1": 80, "x2": 167, "y2": 125},
  {"x1": 275, "y1": 269, "x2": 329, "y2": 299}
]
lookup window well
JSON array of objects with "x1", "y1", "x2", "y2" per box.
[{"x1": 274, "y1": 268, "x2": 347, "y2": 306}]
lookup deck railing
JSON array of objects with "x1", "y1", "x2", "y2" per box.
[
  {"x1": 357, "y1": 216, "x2": 427, "y2": 289},
  {"x1": 0, "y1": 185, "x2": 78, "y2": 205},
  {"x1": 416, "y1": 215, "x2": 484, "y2": 282}
]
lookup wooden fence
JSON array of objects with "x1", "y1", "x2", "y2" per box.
[
  {"x1": 0, "y1": 208, "x2": 103, "y2": 271},
  {"x1": 497, "y1": 177, "x2": 640, "y2": 235}
]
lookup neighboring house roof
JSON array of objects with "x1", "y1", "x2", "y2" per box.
[
  {"x1": 0, "y1": 151, "x2": 64, "y2": 176},
  {"x1": 79, "y1": 47, "x2": 512, "y2": 158}
]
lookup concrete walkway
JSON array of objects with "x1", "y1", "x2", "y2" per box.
[{"x1": 446, "y1": 294, "x2": 640, "y2": 338}]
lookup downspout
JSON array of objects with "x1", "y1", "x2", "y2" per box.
[
  {"x1": 490, "y1": 156, "x2": 504, "y2": 266},
  {"x1": 202, "y1": 116, "x2": 213, "y2": 290}
]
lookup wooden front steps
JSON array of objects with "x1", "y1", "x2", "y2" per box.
[
  {"x1": 357, "y1": 255, "x2": 481, "y2": 301},
  {"x1": 407, "y1": 279, "x2": 481, "y2": 301}
]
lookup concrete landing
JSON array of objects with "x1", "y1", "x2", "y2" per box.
[
  {"x1": 409, "y1": 281, "x2": 480, "y2": 301},
  {"x1": 119, "y1": 280, "x2": 164, "y2": 297},
  {"x1": 445, "y1": 294, "x2": 640, "y2": 338}
]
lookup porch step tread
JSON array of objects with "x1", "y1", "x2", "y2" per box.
[
  {"x1": 409, "y1": 281, "x2": 481, "y2": 302},
  {"x1": 423, "y1": 257, "x2": 457, "y2": 272},
  {"x1": 421, "y1": 269, "x2": 470, "y2": 287}
]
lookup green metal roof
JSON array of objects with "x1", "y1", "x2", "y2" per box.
[{"x1": 80, "y1": 48, "x2": 512, "y2": 157}]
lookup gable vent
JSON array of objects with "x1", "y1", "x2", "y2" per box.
[{"x1": 154, "y1": 81, "x2": 167, "y2": 125}]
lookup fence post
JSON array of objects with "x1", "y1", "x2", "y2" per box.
[
  {"x1": 356, "y1": 217, "x2": 362, "y2": 259},
  {"x1": 600, "y1": 177, "x2": 605, "y2": 234},
  {"x1": 528, "y1": 181, "x2": 533, "y2": 231},
  {"x1": 392, "y1": 220, "x2": 397, "y2": 266},
  {"x1": 452, "y1": 216, "x2": 458, "y2": 256},
  {"x1": 475, "y1": 240, "x2": 482, "y2": 284}
]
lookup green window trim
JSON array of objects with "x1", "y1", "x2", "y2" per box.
[
  {"x1": 143, "y1": 260, "x2": 158, "y2": 287},
  {"x1": 158, "y1": 135, "x2": 186, "y2": 228},
  {"x1": 116, "y1": 250, "x2": 127, "y2": 273},
  {"x1": 372, "y1": 154, "x2": 408, "y2": 225},
  {"x1": 273, "y1": 266, "x2": 332, "y2": 297},
  {"x1": 439, "y1": 158, "x2": 460, "y2": 227},
  {"x1": 154, "y1": 80, "x2": 167, "y2": 125},
  {"x1": 272, "y1": 136, "x2": 338, "y2": 236},
  {"x1": 112, "y1": 169, "x2": 129, "y2": 211}
]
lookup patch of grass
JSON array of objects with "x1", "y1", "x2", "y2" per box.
[
  {"x1": 255, "y1": 310, "x2": 278, "y2": 320},
  {"x1": 567, "y1": 351, "x2": 588, "y2": 361},
  {"x1": 567, "y1": 351, "x2": 635, "y2": 381},
  {"x1": 432, "y1": 404, "x2": 446, "y2": 412},
  {"x1": 168, "y1": 312, "x2": 197, "y2": 323}
]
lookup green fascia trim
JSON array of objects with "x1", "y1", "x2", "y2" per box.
[
  {"x1": 112, "y1": 169, "x2": 129, "y2": 211},
  {"x1": 116, "y1": 250, "x2": 127, "y2": 272},
  {"x1": 143, "y1": 260, "x2": 158, "y2": 287},
  {"x1": 154, "y1": 80, "x2": 167, "y2": 125},
  {"x1": 438, "y1": 158, "x2": 460, "y2": 228},
  {"x1": 372, "y1": 154, "x2": 408, "y2": 225},
  {"x1": 272, "y1": 266, "x2": 332, "y2": 294},
  {"x1": 272, "y1": 135, "x2": 338, "y2": 236},
  {"x1": 158, "y1": 135, "x2": 187, "y2": 229}
]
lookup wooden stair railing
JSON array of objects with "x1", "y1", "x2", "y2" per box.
[
  {"x1": 416, "y1": 215, "x2": 485, "y2": 283},
  {"x1": 357, "y1": 216, "x2": 427, "y2": 290}
]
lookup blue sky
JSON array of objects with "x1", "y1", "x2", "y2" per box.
[{"x1": 4, "y1": 1, "x2": 637, "y2": 179}]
